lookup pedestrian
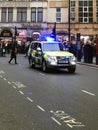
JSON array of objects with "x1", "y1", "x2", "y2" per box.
[
  {"x1": 83, "y1": 41, "x2": 90, "y2": 63},
  {"x1": 24, "y1": 41, "x2": 30, "y2": 57},
  {"x1": 1, "y1": 43, "x2": 6, "y2": 57},
  {"x1": 8, "y1": 42, "x2": 18, "y2": 64}
]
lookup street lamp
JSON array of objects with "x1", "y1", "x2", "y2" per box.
[
  {"x1": 14, "y1": 26, "x2": 17, "y2": 41},
  {"x1": 52, "y1": 22, "x2": 56, "y2": 41},
  {"x1": 68, "y1": 0, "x2": 71, "y2": 41}
]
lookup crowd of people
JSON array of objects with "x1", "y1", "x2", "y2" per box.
[
  {"x1": 0, "y1": 37, "x2": 97, "y2": 64},
  {"x1": 63, "y1": 38, "x2": 96, "y2": 63},
  {"x1": 0, "y1": 40, "x2": 30, "y2": 56},
  {"x1": 0, "y1": 40, "x2": 30, "y2": 64}
]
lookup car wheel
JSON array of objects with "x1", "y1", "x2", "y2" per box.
[
  {"x1": 42, "y1": 60, "x2": 48, "y2": 72},
  {"x1": 29, "y1": 58, "x2": 35, "y2": 68},
  {"x1": 68, "y1": 66, "x2": 76, "y2": 73}
]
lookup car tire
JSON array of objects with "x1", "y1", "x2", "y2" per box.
[
  {"x1": 68, "y1": 66, "x2": 76, "y2": 73},
  {"x1": 29, "y1": 58, "x2": 35, "y2": 68},
  {"x1": 42, "y1": 60, "x2": 48, "y2": 72}
]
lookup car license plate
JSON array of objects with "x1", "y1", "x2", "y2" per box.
[{"x1": 58, "y1": 60, "x2": 68, "y2": 63}]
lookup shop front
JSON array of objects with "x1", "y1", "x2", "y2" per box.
[{"x1": 0, "y1": 22, "x2": 48, "y2": 43}]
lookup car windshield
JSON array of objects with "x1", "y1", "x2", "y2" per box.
[{"x1": 43, "y1": 43, "x2": 65, "y2": 51}]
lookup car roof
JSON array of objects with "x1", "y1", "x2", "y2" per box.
[{"x1": 30, "y1": 40, "x2": 62, "y2": 44}]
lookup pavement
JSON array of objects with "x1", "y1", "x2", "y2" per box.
[{"x1": 77, "y1": 57, "x2": 98, "y2": 68}]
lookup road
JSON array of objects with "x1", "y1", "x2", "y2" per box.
[{"x1": 0, "y1": 54, "x2": 98, "y2": 130}]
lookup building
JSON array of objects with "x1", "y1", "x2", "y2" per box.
[{"x1": 0, "y1": 0, "x2": 98, "y2": 42}]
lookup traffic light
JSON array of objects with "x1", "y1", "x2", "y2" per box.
[
  {"x1": 51, "y1": 22, "x2": 56, "y2": 40},
  {"x1": 76, "y1": 33, "x2": 81, "y2": 41}
]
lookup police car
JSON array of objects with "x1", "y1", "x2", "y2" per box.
[{"x1": 28, "y1": 40, "x2": 76, "y2": 73}]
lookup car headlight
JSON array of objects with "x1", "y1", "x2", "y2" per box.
[
  {"x1": 70, "y1": 56, "x2": 76, "y2": 65},
  {"x1": 70, "y1": 56, "x2": 76, "y2": 61},
  {"x1": 47, "y1": 56, "x2": 57, "y2": 62}
]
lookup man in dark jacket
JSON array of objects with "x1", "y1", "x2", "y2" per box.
[{"x1": 8, "y1": 43, "x2": 17, "y2": 64}]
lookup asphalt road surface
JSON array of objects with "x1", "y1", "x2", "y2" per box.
[{"x1": 0, "y1": 54, "x2": 98, "y2": 130}]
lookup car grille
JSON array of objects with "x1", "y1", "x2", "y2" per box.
[{"x1": 57, "y1": 56, "x2": 70, "y2": 64}]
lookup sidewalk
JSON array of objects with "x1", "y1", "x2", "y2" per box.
[{"x1": 77, "y1": 57, "x2": 98, "y2": 68}]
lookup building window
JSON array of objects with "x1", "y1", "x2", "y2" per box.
[
  {"x1": 17, "y1": 8, "x2": 27, "y2": 22},
  {"x1": 31, "y1": 8, "x2": 36, "y2": 22},
  {"x1": 79, "y1": 0, "x2": 93, "y2": 23},
  {"x1": 1, "y1": 8, "x2": 7, "y2": 22},
  {"x1": 56, "y1": 8, "x2": 61, "y2": 22},
  {"x1": 31, "y1": 7, "x2": 43, "y2": 22},
  {"x1": 37, "y1": 7, "x2": 43, "y2": 22},
  {"x1": 8, "y1": 8, "x2": 13, "y2": 22},
  {"x1": 70, "y1": 0, "x2": 76, "y2": 22}
]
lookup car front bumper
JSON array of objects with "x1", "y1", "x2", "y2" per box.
[{"x1": 46, "y1": 61, "x2": 76, "y2": 69}]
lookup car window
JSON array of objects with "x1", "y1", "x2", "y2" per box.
[
  {"x1": 37, "y1": 43, "x2": 42, "y2": 50},
  {"x1": 43, "y1": 43, "x2": 64, "y2": 51},
  {"x1": 32, "y1": 42, "x2": 38, "y2": 50},
  {"x1": 31, "y1": 43, "x2": 34, "y2": 49}
]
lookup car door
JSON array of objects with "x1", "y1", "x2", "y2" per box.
[
  {"x1": 28, "y1": 42, "x2": 33, "y2": 57},
  {"x1": 31, "y1": 42, "x2": 38, "y2": 63},
  {"x1": 35, "y1": 43, "x2": 42, "y2": 65}
]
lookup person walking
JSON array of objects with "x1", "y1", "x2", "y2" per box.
[
  {"x1": 1, "y1": 43, "x2": 6, "y2": 57},
  {"x1": 8, "y1": 42, "x2": 18, "y2": 64},
  {"x1": 24, "y1": 41, "x2": 30, "y2": 57}
]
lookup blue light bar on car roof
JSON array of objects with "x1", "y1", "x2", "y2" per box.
[{"x1": 45, "y1": 36, "x2": 55, "y2": 42}]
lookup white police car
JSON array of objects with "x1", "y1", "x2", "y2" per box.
[{"x1": 28, "y1": 40, "x2": 76, "y2": 73}]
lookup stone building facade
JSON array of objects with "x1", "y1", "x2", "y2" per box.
[{"x1": 0, "y1": 0, "x2": 98, "y2": 41}]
